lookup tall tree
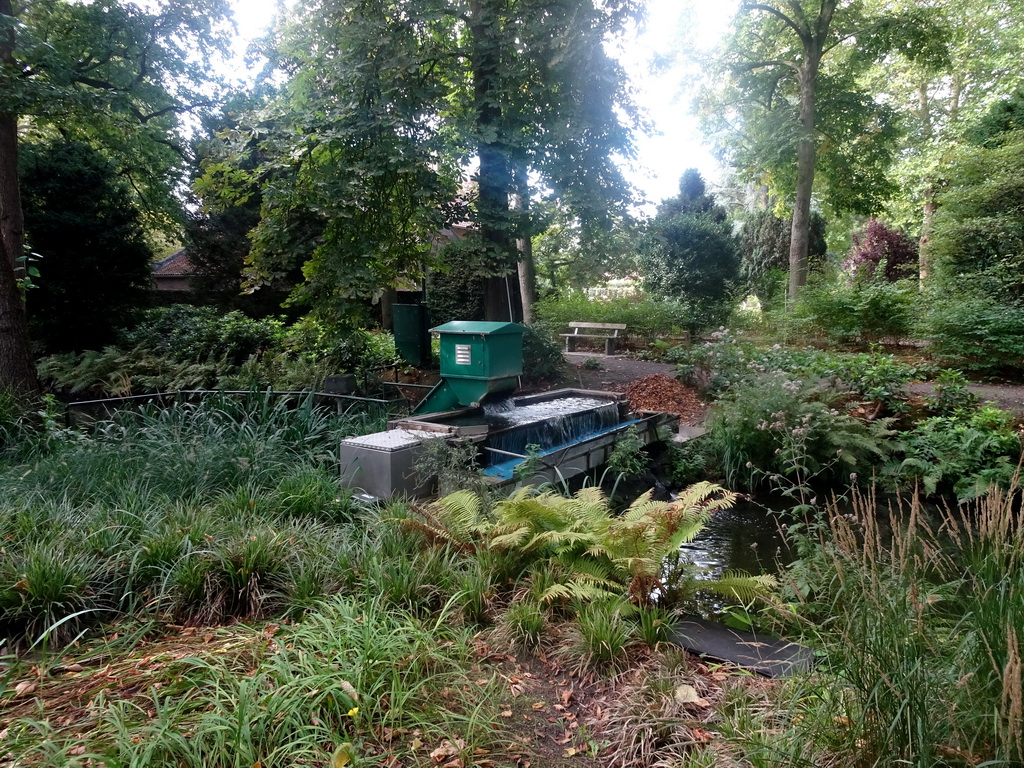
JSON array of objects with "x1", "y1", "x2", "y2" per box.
[
  {"x1": 702, "y1": 0, "x2": 945, "y2": 302},
  {"x1": 637, "y1": 170, "x2": 738, "y2": 328},
  {"x1": 210, "y1": 0, "x2": 639, "y2": 327},
  {"x1": 863, "y1": 0, "x2": 1024, "y2": 284},
  {"x1": 0, "y1": 0, "x2": 36, "y2": 395},
  {"x1": 20, "y1": 140, "x2": 153, "y2": 353},
  {"x1": 0, "y1": 0, "x2": 233, "y2": 396}
]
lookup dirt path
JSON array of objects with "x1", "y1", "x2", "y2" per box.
[{"x1": 565, "y1": 351, "x2": 1024, "y2": 421}]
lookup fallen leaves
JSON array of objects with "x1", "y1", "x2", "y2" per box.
[{"x1": 619, "y1": 374, "x2": 702, "y2": 421}]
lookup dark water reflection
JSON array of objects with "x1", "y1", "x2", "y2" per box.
[
  {"x1": 681, "y1": 501, "x2": 795, "y2": 578},
  {"x1": 674, "y1": 501, "x2": 796, "y2": 617}
]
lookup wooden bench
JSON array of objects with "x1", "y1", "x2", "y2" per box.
[{"x1": 560, "y1": 322, "x2": 628, "y2": 356}]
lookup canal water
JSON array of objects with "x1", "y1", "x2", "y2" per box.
[{"x1": 682, "y1": 501, "x2": 795, "y2": 579}]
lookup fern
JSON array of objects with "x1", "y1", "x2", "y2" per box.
[
  {"x1": 417, "y1": 482, "x2": 777, "y2": 617},
  {"x1": 701, "y1": 570, "x2": 780, "y2": 602}
]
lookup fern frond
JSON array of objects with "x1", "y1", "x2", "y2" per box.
[
  {"x1": 489, "y1": 526, "x2": 531, "y2": 551},
  {"x1": 700, "y1": 571, "x2": 778, "y2": 601}
]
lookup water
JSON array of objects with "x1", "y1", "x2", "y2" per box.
[
  {"x1": 678, "y1": 501, "x2": 795, "y2": 616},
  {"x1": 682, "y1": 502, "x2": 794, "y2": 579},
  {"x1": 483, "y1": 396, "x2": 621, "y2": 464}
]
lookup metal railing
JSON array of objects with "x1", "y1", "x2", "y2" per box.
[{"x1": 62, "y1": 388, "x2": 410, "y2": 428}]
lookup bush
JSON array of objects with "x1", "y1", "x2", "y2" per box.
[
  {"x1": 671, "y1": 328, "x2": 837, "y2": 395},
  {"x1": 637, "y1": 170, "x2": 740, "y2": 328},
  {"x1": 843, "y1": 218, "x2": 919, "y2": 281},
  {"x1": 818, "y1": 347, "x2": 923, "y2": 416},
  {"x1": 534, "y1": 293, "x2": 692, "y2": 336},
  {"x1": 889, "y1": 405, "x2": 1021, "y2": 500},
  {"x1": 931, "y1": 129, "x2": 1024, "y2": 299},
  {"x1": 425, "y1": 236, "x2": 488, "y2": 326},
  {"x1": 739, "y1": 210, "x2": 827, "y2": 305},
  {"x1": 122, "y1": 305, "x2": 285, "y2": 366},
  {"x1": 20, "y1": 139, "x2": 154, "y2": 353},
  {"x1": 520, "y1": 323, "x2": 565, "y2": 385},
  {"x1": 790, "y1": 274, "x2": 917, "y2": 345},
  {"x1": 920, "y1": 291, "x2": 1024, "y2": 378},
  {"x1": 705, "y1": 372, "x2": 895, "y2": 497}
]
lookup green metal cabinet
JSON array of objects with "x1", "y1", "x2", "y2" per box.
[
  {"x1": 435, "y1": 321, "x2": 524, "y2": 379},
  {"x1": 413, "y1": 321, "x2": 525, "y2": 414},
  {"x1": 392, "y1": 304, "x2": 431, "y2": 367}
]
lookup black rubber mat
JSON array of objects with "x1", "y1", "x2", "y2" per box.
[{"x1": 670, "y1": 615, "x2": 815, "y2": 677}]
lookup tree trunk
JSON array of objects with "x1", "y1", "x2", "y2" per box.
[
  {"x1": 0, "y1": 0, "x2": 23, "y2": 273},
  {"x1": 0, "y1": 232, "x2": 38, "y2": 398},
  {"x1": 918, "y1": 81, "x2": 932, "y2": 139},
  {"x1": 0, "y1": 0, "x2": 39, "y2": 397},
  {"x1": 470, "y1": 0, "x2": 516, "y2": 323},
  {"x1": 948, "y1": 73, "x2": 962, "y2": 125},
  {"x1": 919, "y1": 186, "x2": 935, "y2": 287},
  {"x1": 788, "y1": 58, "x2": 818, "y2": 304},
  {"x1": 379, "y1": 286, "x2": 396, "y2": 331},
  {"x1": 786, "y1": 0, "x2": 835, "y2": 306},
  {"x1": 512, "y1": 166, "x2": 536, "y2": 325}
]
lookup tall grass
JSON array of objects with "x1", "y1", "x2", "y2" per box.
[
  {"x1": 0, "y1": 395, "x2": 386, "y2": 646},
  {"x1": 4, "y1": 596, "x2": 501, "y2": 767},
  {"x1": 713, "y1": 486, "x2": 1024, "y2": 767}
]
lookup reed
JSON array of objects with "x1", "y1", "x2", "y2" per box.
[{"x1": 711, "y1": 483, "x2": 1024, "y2": 767}]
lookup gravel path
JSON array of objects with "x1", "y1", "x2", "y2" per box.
[{"x1": 907, "y1": 381, "x2": 1024, "y2": 418}]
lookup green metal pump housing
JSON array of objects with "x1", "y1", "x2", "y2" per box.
[{"x1": 413, "y1": 321, "x2": 525, "y2": 414}]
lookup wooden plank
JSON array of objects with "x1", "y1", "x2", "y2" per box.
[{"x1": 567, "y1": 321, "x2": 627, "y2": 330}]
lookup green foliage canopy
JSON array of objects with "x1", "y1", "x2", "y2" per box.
[
  {"x1": 20, "y1": 140, "x2": 153, "y2": 354},
  {"x1": 931, "y1": 129, "x2": 1024, "y2": 299},
  {"x1": 202, "y1": 0, "x2": 639, "y2": 325}
]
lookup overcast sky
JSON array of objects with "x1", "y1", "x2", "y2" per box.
[{"x1": 227, "y1": 0, "x2": 737, "y2": 206}]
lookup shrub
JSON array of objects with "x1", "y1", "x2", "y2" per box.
[
  {"x1": 638, "y1": 170, "x2": 740, "y2": 329},
  {"x1": 919, "y1": 291, "x2": 1024, "y2": 378},
  {"x1": 520, "y1": 323, "x2": 566, "y2": 385},
  {"x1": 889, "y1": 405, "x2": 1021, "y2": 500},
  {"x1": 671, "y1": 328, "x2": 837, "y2": 395},
  {"x1": 739, "y1": 210, "x2": 827, "y2": 305},
  {"x1": 705, "y1": 372, "x2": 895, "y2": 497},
  {"x1": 843, "y1": 217, "x2": 919, "y2": 281},
  {"x1": 818, "y1": 347, "x2": 923, "y2": 416},
  {"x1": 425, "y1": 236, "x2": 488, "y2": 326},
  {"x1": 931, "y1": 129, "x2": 1024, "y2": 299},
  {"x1": 121, "y1": 305, "x2": 285, "y2": 365},
  {"x1": 534, "y1": 293, "x2": 692, "y2": 337},
  {"x1": 924, "y1": 368, "x2": 978, "y2": 416},
  {"x1": 791, "y1": 274, "x2": 917, "y2": 345},
  {"x1": 20, "y1": 139, "x2": 154, "y2": 354}
]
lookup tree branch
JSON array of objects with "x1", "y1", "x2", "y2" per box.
[
  {"x1": 743, "y1": 3, "x2": 807, "y2": 42},
  {"x1": 734, "y1": 58, "x2": 800, "y2": 74}
]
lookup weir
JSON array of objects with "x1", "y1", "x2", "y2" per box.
[
  {"x1": 482, "y1": 396, "x2": 622, "y2": 464},
  {"x1": 338, "y1": 320, "x2": 678, "y2": 500}
]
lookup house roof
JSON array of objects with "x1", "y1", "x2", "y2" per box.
[{"x1": 152, "y1": 249, "x2": 196, "y2": 277}]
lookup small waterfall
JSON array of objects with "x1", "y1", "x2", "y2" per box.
[{"x1": 484, "y1": 397, "x2": 621, "y2": 462}]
